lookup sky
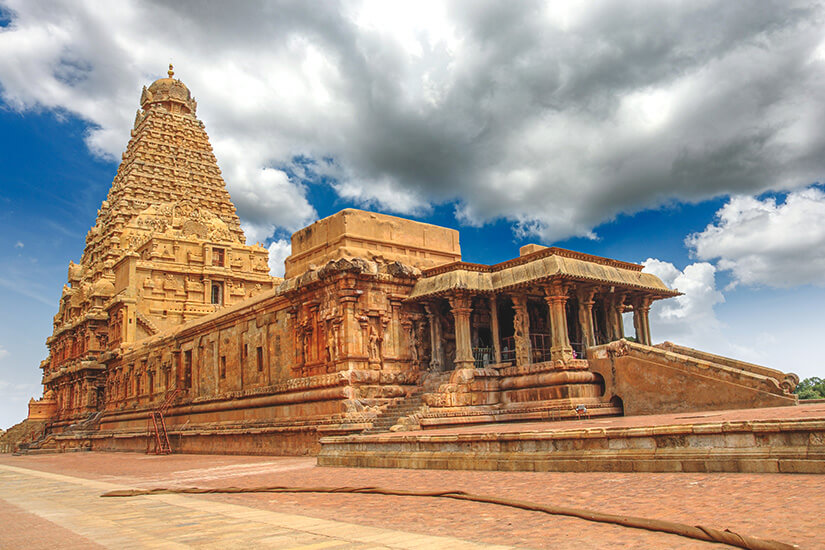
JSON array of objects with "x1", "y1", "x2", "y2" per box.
[{"x1": 1, "y1": 0, "x2": 825, "y2": 429}]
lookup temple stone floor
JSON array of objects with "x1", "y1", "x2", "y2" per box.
[{"x1": 2, "y1": 447, "x2": 824, "y2": 548}]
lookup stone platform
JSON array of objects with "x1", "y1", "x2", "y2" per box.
[{"x1": 318, "y1": 402, "x2": 825, "y2": 473}]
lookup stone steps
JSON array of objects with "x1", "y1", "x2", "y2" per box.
[{"x1": 362, "y1": 394, "x2": 425, "y2": 434}]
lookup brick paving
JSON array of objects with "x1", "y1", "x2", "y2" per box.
[
  {"x1": 1, "y1": 452, "x2": 822, "y2": 548},
  {"x1": 0, "y1": 460, "x2": 505, "y2": 550},
  {"x1": 0, "y1": 496, "x2": 105, "y2": 549}
]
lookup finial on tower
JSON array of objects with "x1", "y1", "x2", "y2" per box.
[{"x1": 168, "y1": 63, "x2": 174, "y2": 78}]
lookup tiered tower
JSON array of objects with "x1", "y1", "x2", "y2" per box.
[{"x1": 40, "y1": 66, "x2": 276, "y2": 421}]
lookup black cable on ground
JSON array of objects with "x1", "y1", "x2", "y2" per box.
[{"x1": 101, "y1": 485, "x2": 797, "y2": 550}]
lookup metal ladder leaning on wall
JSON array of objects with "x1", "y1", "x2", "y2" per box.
[{"x1": 147, "y1": 389, "x2": 181, "y2": 455}]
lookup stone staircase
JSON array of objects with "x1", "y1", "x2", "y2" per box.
[{"x1": 362, "y1": 393, "x2": 425, "y2": 434}]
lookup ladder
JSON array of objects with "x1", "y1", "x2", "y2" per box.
[{"x1": 147, "y1": 389, "x2": 180, "y2": 455}]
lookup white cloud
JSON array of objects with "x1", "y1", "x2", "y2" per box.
[
  {"x1": 267, "y1": 239, "x2": 291, "y2": 278},
  {"x1": 1, "y1": 1, "x2": 824, "y2": 243},
  {"x1": 641, "y1": 258, "x2": 725, "y2": 346},
  {"x1": 14, "y1": 241, "x2": 23, "y2": 248},
  {"x1": 0, "y1": 345, "x2": 7, "y2": 360},
  {"x1": 687, "y1": 186, "x2": 825, "y2": 288}
]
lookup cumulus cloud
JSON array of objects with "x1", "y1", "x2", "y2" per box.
[
  {"x1": 14, "y1": 241, "x2": 23, "y2": 248},
  {"x1": 1, "y1": 1, "x2": 824, "y2": 243},
  {"x1": 687, "y1": 186, "x2": 825, "y2": 288},
  {"x1": 267, "y1": 239, "x2": 291, "y2": 278},
  {"x1": 641, "y1": 258, "x2": 725, "y2": 346}
]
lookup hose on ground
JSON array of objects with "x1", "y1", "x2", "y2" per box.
[{"x1": 101, "y1": 485, "x2": 797, "y2": 550}]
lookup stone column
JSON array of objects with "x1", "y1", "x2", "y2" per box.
[
  {"x1": 510, "y1": 294, "x2": 532, "y2": 367},
  {"x1": 309, "y1": 304, "x2": 320, "y2": 364},
  {"x1": 425, "y1": 302, "x2": 442, "y2": 371},
  {"x1": 387, "y1": 298, "x2": 403, "y2": 360},
  {"x1": 576, "y1": 287, "x2": 597, "y2": 351},
  {"x1": 488, "y1": 296, "x2": 502, "y2": 364},
  {"x1": 606, "y1": 292, "x2": 626, "y2": 341},
  {"x1": 339, "y1": 295, "x2": 360, "y2": 361},
  {"x1": 545, "y1": 281, "x2": 574, "y2": 363},
  {"x1": 449, "y1": 293, "x2": 475, "y2": 369},
  {"x1": 633, "y1": 296, "x2": 652, "y2": 346}
]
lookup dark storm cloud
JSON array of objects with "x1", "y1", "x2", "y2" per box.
[{"x1": 1, "y1": 0, "x2": 823, "y2": 242}]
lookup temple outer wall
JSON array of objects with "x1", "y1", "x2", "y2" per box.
[{"x1": 43, "y1": 256, "x2": 424, "y2": 454}]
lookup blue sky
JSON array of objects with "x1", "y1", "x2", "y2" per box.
[{"x1": 2, "y1": 1, "x2": 825, "y2": 428}]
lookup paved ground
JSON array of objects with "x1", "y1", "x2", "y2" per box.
[{"x1": 1, "y1": 452, "x2": 822, "y2": 549}]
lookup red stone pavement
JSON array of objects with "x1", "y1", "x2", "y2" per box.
[
  {"x1": 0, "y1": 496, "x2": 105, "y2": 549},
  {"x1": 1, "y1": 451, "x2": 823, "y2": 549}
]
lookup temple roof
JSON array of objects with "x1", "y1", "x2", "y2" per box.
[
  {"x1": 140, "y1": 65, "x2": 197, "y2": 114},
  {"x1": 408, "y1": 247, "x2": 679, "y2": 300}
]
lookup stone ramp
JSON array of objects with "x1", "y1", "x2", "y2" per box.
[
  {"x1": 655, "y1": 341, "x2": 799, "y2": 392},
  {"x1": 318, "y1": 404, "x2": 825, "y2": 473},
  {"x1": 587, "y1": 340, "x2": 798, "y2": 416},
  {"x1": 0, "y1": 418, "x2": 46, "y2": 454}
]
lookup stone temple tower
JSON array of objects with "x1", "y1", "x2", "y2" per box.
[{"x1": 38, "y1": 66, "x2": 276, "y2": 421}]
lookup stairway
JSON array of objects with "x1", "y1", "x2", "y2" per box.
[{"x1": 362, "y1": 393, "x2": 425, "y2": 434}]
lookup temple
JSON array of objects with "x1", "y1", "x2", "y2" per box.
[{"x1": 5, "y1": 68, "x2": 801, "y2": 456}]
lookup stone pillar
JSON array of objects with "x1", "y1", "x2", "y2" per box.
[
  {"x1": 488, "y1": 296, "x2": 502, "y2": 364},
  {"x1": 309, "y1": 304, "x2": 320, "y2": 364},
  {"x1": 387, "y1": 298, "x2": 403, "y2": 360},
  {"x1": 545, "y1": 281, "x2": 574, "y2": 363},
  {"x1": 124, "y1": 303, "x2": 137, "y2": 344},
  {"x1": 633, "y1": 296, "x2": 652, "y2": 345},
  {"x1": 425, "y1": 303, "x2": 443, "y2": 371},
  {"x1": 287, "y1": 306, "x2": 300, "y2": 369},
  {"x1": 606, "y1": 292, "x2": 626, "y2": 341},
  {"x1": 339, "y1": 281, "x2": 364, "y2": 363},
  {"x1": 510, "y1": 294, "x2": 531, "y2": 367},
  {"x1": 449, "y1": 294, "x2": 475, "y2": 369},
  {"x1": 577, "y1": 287, "x2": 597, "y2": 351}
]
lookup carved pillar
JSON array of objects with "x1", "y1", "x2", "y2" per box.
[
  {"x1": 339, "y1": 282, "x2": 363, "y2": 362},
  {"x1": 124, "y1": 303, "x2": 137, "y2": 344},
  {"x1": 545, "y1": 281, "x2": 574, "y2": 363},
  {"x1": 606, "y1": 292, "x2": 627, "y2": 341},
  {"x1": 449, "y1": 293, "x2": 474, "y2": 369},
  {"x1": 488, "y1": 296, "x2": 502, "y2": 364},
  {"x1": 84, "y1": 376, "x2": 96, "y2": 410},
  {"x1": 400, "y1": 318, "x2": 413, "y2": 364},
  {"x1": 288, "y1": 305, "x2": 303, "y2": 369},
  {"x1": 633, "y1": 296, "x2": 652, "y2": 346},
  {"x1": 577, "y1": 287, "x2": 597, "y2": 351},
  {"x1": 511, "y1": 294, "x2": 531, "y2": 367},
  {"x1": 310, "y1": 304, "x2": 320, "y2": 364},
  {"x1": 425, "y1": 302, "x2": 443, "y2": 371},
  {"x1": 387, "y1": 298, "x2": 404, "y2": 360}
]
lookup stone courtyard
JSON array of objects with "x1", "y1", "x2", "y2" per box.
[{"x1": 1, "y1": 450, "x2": 822, "y2": 549}]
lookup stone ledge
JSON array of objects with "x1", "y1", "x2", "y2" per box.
[{"x1": 318, "y1": 417, "x2": 825, "y2": 473}]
